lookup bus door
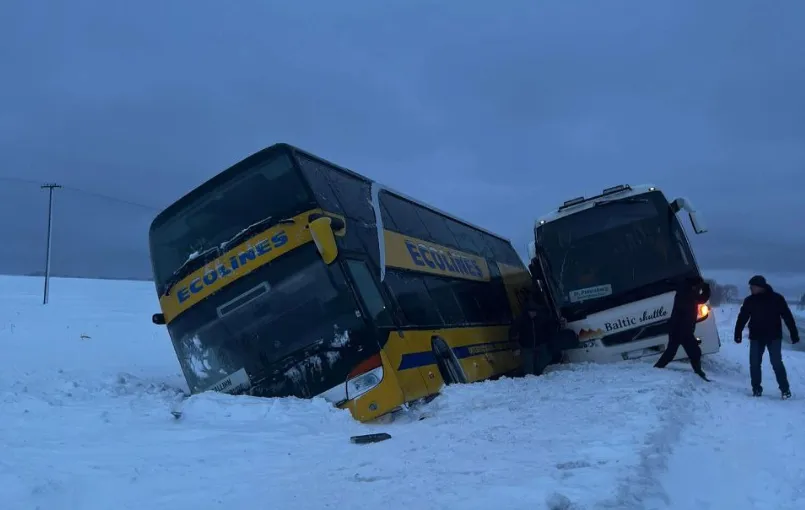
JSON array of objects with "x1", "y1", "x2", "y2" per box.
[{"x1": 343, "y1": 258, "x2": 432, "y2": 402}]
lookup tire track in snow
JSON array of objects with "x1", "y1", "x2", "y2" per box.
[
  {"x1": 594, "y1": 375, "x2": 700, "y2": 510},
  {"x1": 658, "y1": 336, "x2": 805, "y2": 509}
]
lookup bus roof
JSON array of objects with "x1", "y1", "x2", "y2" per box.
[
  {"x1": 151, "y1": 143, "x2": 514, "y2": 245},
  {"x1": 287, "y1": 145, "x2": 513, "y2": 244},
  {"x1": 535, "y1": 184, "x2": 661, "y2": 227}
]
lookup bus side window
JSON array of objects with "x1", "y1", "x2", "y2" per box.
[
  {"x1": 383, "y1": 270, "x2": 445, "y2": 328},
  {"x1": 346, "y1": 260, "x2": 394, "y2": 327}
]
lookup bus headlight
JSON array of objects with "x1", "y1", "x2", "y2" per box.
[
  {"x1": 697, "y1": 303, "x2": 710, "y2": 321},
  {"x1": 346, "y1": 367, "x2": 383, "y2": 400}
]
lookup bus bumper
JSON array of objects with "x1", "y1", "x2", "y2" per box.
[{"x1": 562, "y1": 310, "x2": 721, "y2": 364}]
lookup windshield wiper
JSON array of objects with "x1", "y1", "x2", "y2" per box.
[
  {"x1": 163, "y1": 245, "x2": 221, "y2": 296},
  {"x1": 219, "y1": 216, "x2": 278, "y2": 253},
  {"x1": 162, "y1": 216, "x2": 297, "y2": 297}
]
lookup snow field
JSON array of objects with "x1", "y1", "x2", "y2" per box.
[{"x1": 1, "y1": 276, "x2": 804, "y2": 509}]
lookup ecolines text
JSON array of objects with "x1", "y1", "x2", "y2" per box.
[
  {"x1": 404, "y1": 240, "x2": 484, "y2": 279},
  {"x1": 176, "y1": 231, "x2": 289, "y2": 304}
]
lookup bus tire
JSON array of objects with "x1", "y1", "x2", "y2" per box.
[{"x1": 432, "y1": 337, "x2": 467, "y2": 385}]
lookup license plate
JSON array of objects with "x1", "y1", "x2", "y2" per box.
[{"x1": 206, "y1": 368, "x2": 251, "y2": 394}]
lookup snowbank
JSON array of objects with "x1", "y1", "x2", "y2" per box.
[{"x1": 1, "y1": 276, "x2": 804, "y2": 509}]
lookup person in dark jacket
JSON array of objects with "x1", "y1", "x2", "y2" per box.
[
  {"x1": 653, "y1": 275, "x2": 711, "y2": 380},
  {"x1": 734, "y1": 275, "x2": 799, "y2": 398},
  {"x1": 510, "y1": 285, "x2": 571, "y2": 376}
]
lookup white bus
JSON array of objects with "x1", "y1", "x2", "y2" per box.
[{"x1": 528, "y1": 184, "x2": 721, "y2": 364}]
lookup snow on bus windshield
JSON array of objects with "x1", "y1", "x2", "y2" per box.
[
  {"x1": 537, "y1": 192, "x2": 695, "y2": 307},
  {"x1": 150, "y1": 151, "x2": 314, "y2": 287}
]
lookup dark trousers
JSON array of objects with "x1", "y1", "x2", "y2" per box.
[
  {"x1": 522, "y1": 330, "x2": 570, "y2": 376},
  {"x1": 750, "y1": 338, "x2": 789, "y2": 393},
  {"x1": 522, "y1": 344, "x2": 554, "y2": 376},
  {"x1": 654, "y1": 330, "x2": 703, "y2": 371}
]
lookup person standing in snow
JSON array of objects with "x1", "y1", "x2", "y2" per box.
[
  {"x1": 734, "y1": 275, "x2": 799, "y2": 399},
  {"x1": 510, "y1": 292, "x2": 541, "y2": 376},
  {"x1": 511, "y1": 285, "x2": 570, "y2": 376},
  {"x1": 654, "y1": 276, "x2": 711, "y2": 380}
]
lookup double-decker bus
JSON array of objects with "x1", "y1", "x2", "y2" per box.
[
  {"x1": 149, "y1": 143, "x2": 532, "y2": 422},
  {"x1": 528, "y1": 184, "x2": 720, "y2": 364}
]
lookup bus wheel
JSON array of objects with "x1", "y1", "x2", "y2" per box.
[{"x1": 432, "y1": 337, "x2": 467, "y2": 385}]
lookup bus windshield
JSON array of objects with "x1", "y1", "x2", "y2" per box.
[
  {"x1": 173, "y1": 245, "x2": 364, "y2": 395},
  {"x1": 149, "y1": 150, "x2": 314, "y2": 290},
  {"x1": 536, "y1": 191, "x2": 696, "y2": 311}
]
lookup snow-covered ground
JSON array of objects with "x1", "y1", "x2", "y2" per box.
[{"x1": 1, "y1": 276, "x2": 804, "y2": 510}]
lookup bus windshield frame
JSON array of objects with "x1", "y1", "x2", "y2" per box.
[
  {"x1": 535, "y1": 191, "x2": 698, "y2": 317},
  {"x1": 170, "y1": 244, "x2": 366, "y2": 396},
  {"x1": 148, "y1": 147, "x2": 317, "y2": 293}
]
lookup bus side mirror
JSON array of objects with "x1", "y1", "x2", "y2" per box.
[
  {"x1": 670, "y1": 197, "x2": 708, "y2": 235},
  {"x1": 309, "y1": 216, "x2": 339, "y2": 264},
  {"x1": 152, "y1": 313, "x2": 166, "y2": 325}
]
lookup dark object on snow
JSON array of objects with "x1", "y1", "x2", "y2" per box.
[
  {"x1": 654, "y1": 276, "x2": 710, "y2": 379},
  {"x1": 350, "y1": 433, "x2": 391, "y2": 444},
  {"x1": 735, "y1": 275, "x2": 798, "y2": 398}
]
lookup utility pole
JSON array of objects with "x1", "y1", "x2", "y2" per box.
[{"x1": 41, "y1": 183, "x2": 62, "y2": 305}]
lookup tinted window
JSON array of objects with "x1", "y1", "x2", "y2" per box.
[
  {"x1": 380, "y1": 192, "x2": 431, "y2": 240},
  {"x1": 351, "y1": 223, "x2": 381, "y2": 266},
  {"x1": 297, "y1": 155, "x2": 380, "y2": 263},
  {"x1": 416, "y1": 208, "x2": 459, "y2": 248},
  {"x1": 479, "y1": 267, "x2": 513, "y2": 324},
  {"x1": 150, "y1": 151, "x2": 314, "y2": 288},
  {"x1": 346, "y1": 260, "x2": 393, "y2": 327},
  {"x1": 452, "y1": 280, "x2": 485, "y2": 324},
  {"x1": 296, "y1": 155, "x2": 345, "y2": 216},
  {"x1": 383, "y1": 269, "x2": 444, "y2": 327},
  {"x1": 379, "y1": 201, "x2": 398, "y2": 231},
  {"x1": 323, "y1": 168, "x2": 375, "y2": 224},
  {"x1": 536, "y1": 191, "x2": 695, "y2": 308},
  {"x1": 488, "y1": 236, "x2": 521, "y2": 266},
  {"x1": 422, "y1": 275, "x2": 467, "y2": 325},
  {"x1": 473, "y1": 231, "x2": 496, "y2": 260},
  {"x1": 446, "y1": 220, "x2": 491, "y2": 258},
  {"x1": 167, "y1": 246, "x2": 367, "y2": 395}
]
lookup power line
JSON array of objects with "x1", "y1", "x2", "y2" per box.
[
  {"x1": 0, "y1": 175, "x2": 163, "y2": 211},
  {"x1": 60, "y1": 186, "x2": 162, "y2": 212}
]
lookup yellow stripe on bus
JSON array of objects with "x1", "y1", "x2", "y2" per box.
[
  {"x1": 383, "y1": 230, "x2": 491, "y2": 282},
  {"x1": 158, "y1": 208, "x2": 343, "y2": 324}
]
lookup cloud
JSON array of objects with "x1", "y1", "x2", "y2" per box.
[{"x1": 0, "y1": 0, "x2": 803, "y2": 277}]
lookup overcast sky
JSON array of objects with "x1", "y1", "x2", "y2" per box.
[{"x1": 1, "y1": 0, "x2": 803, "y2": 280}]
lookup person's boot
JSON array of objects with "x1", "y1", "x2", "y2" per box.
[
  {"x1": 782, "y1": 390, "x2": 792, "y2": 400},
  {"x1": 690, "y1": 358, "x2": 710, "y2": 381},
  {"x1": 752, "y1": 388, "x2": 763, "y2": 397}
]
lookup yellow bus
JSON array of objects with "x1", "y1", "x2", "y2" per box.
[{"x1": 149, "y1": 143, "x2": 532, "y2": 422}]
